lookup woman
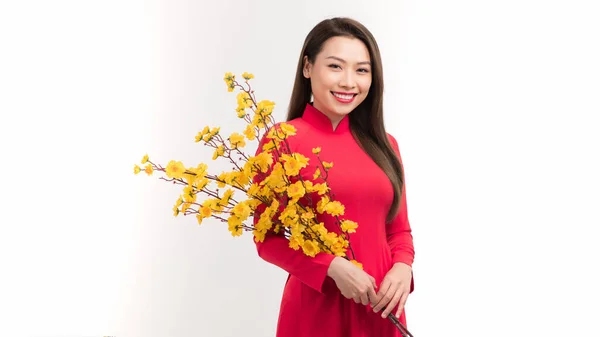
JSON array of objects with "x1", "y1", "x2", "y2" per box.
[{"x1": 253, "y1": 17, "x2": 415, "y2": 336}]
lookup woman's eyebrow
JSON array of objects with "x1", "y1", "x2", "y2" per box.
[{"x1": 325, "y1": 56, "x2": 371, "y2": 66}]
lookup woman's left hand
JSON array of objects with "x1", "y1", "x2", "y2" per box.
[{"x1": 371, "y1": 262, "x2": 412, "y2": 319}]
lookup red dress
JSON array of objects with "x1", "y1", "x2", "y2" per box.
[{"x1": 253, "y1": 103, "x2": 415, "y2": 336}]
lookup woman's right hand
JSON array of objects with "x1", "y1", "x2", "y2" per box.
[{"x1": 327, "y1": 256, "x2": 378, "y2": 305}]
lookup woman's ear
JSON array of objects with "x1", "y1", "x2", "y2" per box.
[{"x1": 303, "y1": 56, "x2": 311, "y2": 79}]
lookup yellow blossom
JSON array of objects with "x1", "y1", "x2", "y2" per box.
[
  {"x1": 229, "y1": 132, "x2": 246, "y2": 149},
  {"x1": 253, "y1": 229, "x2": 266, "y2": 243},
  {"x1": 312, "y1": 147, "x2": 321, "y2": 155},
  {"x1": 312, "y1": 183, "x2": 329, "y2": 195},
  {"x1": 313, "y1": 168, "x2": 321, "y2": 180},
  {"x1": 255, "y1": 213, "x2": 273, "y2": 232},
  {"x1": 289, "y1": 235, "x2": 303, "y2": 250},
  {"x1": 144, "y1": 164, "x2": 153, "y2": 175},
  {"x1": 279, "y1": 123, "x2": 296, "y2": 137},
  {"x1": 316, "y1": 195, "x2": 330, "y2": 214},
  {"x1": 325, "y1": 201, "x2": 345, "y2": 216},
  {"x1": 323, "y1": 161, "x2": 334, "y2": 169},
  {"x1": 301, "y1": 210, "x2": 315, "y2": 220},
  {"x1": 236, "y1": 106, "x2": 246, "y2": 118},
  {"x1": 195, "y1": 126, "x2": 210, "y2": 142},
  {"x1": 196, "y1": 214, "x2": 203, "y2": 225},
  {"x1": 244, "y1": 124, "x2": 256, "y2": 141},
  {"x1": 252, "y1": 113, "x2": 267, "y2": 129},
  {"x1": 134, "y1": 164, "x2": 141, "y2": 174},
  {"x1": 256, "y1": 100, "x2": 275, "y2": 117},
  {"x1": 242, "y1": 72, "x2": 254, "y2": 80},
  {"x1": 200, "y1": 205, "x2": 212, "y2": 218},
  {"x1": 253, "y1": 151, "x2": 273, "y2": 173},
  {"x1": 227, "y1": 216, "x2": 243, "y2": 237},
  {"x1": 232, "y1": 201, "x2": 251, "y2": 221},
  {"x1": 141, "y1": 154, "x2": 149, "y2": 164},
  {"x1": 237, "y1": 91, "x2": 253, "y2": 109},
  {"x1": 287, "y1": 181, "x2": 306, "y2": 200},
  {"x1": 219, "y1": 189, "x2": 234, "y2": 207},
  {"x1": 340, "y1": 220, "x2": 358, "y2": 233},
  {"x1": 224, "y1": 72, "x2": 235, "y2": 83},
  {"x1": 212, "y1": 145, "x2": 225, "y2": 160},
  {"x1": 302, "y1": 240, "x2": 320, "y2": 257},
  {"x1": 281, "y1": 153, "x2": 309, "y2": 176},
  {"x1": 165, "y1": 160, "x2": 185, "y2": 179}
]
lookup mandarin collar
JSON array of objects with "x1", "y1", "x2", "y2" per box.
[{"x1": 301, "y1": 103, "x2": 350, "y2": 134}]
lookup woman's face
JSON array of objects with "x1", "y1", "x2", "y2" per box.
[{"x1": 303, "y1": 36, "x2": 372, "y2": 128}]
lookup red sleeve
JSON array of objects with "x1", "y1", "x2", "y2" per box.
[
  {"x1": 387, "y1": 134, "x2": 415, "y2": 292},
  {"x1": 252, "y1": 132, "x2": 336, "y2": 293}
]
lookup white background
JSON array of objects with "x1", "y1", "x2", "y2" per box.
[{"x1": 1, "y1": 0, "x2": 599, "y2": 336}]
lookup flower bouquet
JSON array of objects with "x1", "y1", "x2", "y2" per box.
[{"x1": 134, "y1": 72, "x2": 413, "y2": 337}]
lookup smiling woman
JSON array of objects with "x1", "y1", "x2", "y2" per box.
[{"x1": 253, "y1": 17, "x2": 416, "y2": 337}]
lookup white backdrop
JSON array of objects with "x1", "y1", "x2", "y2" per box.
[{"x1": 1, "y1": 0, "x2": 599, "y2": 336}]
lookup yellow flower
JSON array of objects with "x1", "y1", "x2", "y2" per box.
[
  {"x1": 289, "y1": 235, "x2": 302, "y2": 250},
  {"x1": 256, "y1": 100, "x2": 275, "y2": 117},
  {"x1": 219, "y1": 188, "x2": 234, "y2": 207},
  {"x1": 264, "y1": 163, "x2": 287, "y2": 192},
  {"x1": 312, "y1": 183, "x2": 329, "y2": 195},
  {"x1": 281, "y1": 153, "x2": 309, "y2": 176},
  {"x1": 287, "y1": 181, "x2": 306, "y2": 200},
  {"x1": 325, "y1": 201, "x2": 345, "y2": 216},
  {"x1": 253, "y1": 151, "x2": 273, "y2": 173},
  {"x1": 244, "y1": 124, "x2": 256, "y2": 141},
  {"x1": 227, "y1": 216, "x2": 243, "y2": 237},
  {"x1": 200, "y1": 205, "x2": 212, "y2": 218},
  {"x1": 229, "y1": 132, "x2": 246, "y2": 149},
  {"x1": 227, "y1": 82, "x2": 235, "y2": 92},
  {"x1": 141, "y1": 154, "x2": 149, "y2": 164},
  {"x1": 350, "y1": 260, "x2": 363, "y2": 270},
  {"x1": 237, "y1": 91, "x2": 253, "y2": 109},
  {"x1": 252, "y1": 113, "x2": 267, "y2": 129},
  {"x1": 173, "y1": 204, "x2": 180, "y2": 216},
  {"x1": 279, "y1": 123, "x2": 296, "y2": 137},
  {"x1": 195, "y1": 126, "x2": 210, "y2": 142},
  {"x1": 165, "y1": 160, "x2": 185, "y2": 179},
  {"x1": 196, "y1": 214, "x2": 203, "y2": 225},
  {"x1": 313, "y1": 168, "x2": 321, "y2": 180},
  {"x1": 316, "y1": 195, "x2": 330, "y2": 214},
  {"x1": 183, "y1": 186, "x2": 196, "y2": 203},
  {"x1": 212, "y1": 145, "x2": 225, "y2": 160},
  {"x1": 133, "y1": 164, "x2": 141, "y2": 174},
  {"x1": 323, "y1": 161, "x2": 334, "y2": 169},
  {"x1": 255, "y1": 213, "x2": 273, "y2": 232},
  {"x1": 312, "y1": 147, "x2": 321, "y2": 155},
  {"x1": 232, "y1": 201, "x2": 251, "y2": 221},
  {"x1": 262, "y1": 138, "x2": 280, "y2": 152},
  {"x1": 253, "y1": 229, "x2": 266, "y2": 243},
  {"x1": 236, "y1": 106, "x2": 246, "y2": 118},
  {"x1": 302, "y1": 240, "x2": 320, "y2": 257},
  {"x1": 301, "y1": 210, "x2": 315, "y2": 220},
  {"x1": 242, "y1": 72, "x2": 254, "y2": 80},
  {"x1": 144, "y1": 164, "x2": 153, "y2": 175},
  {"x1": 224, "y1": 72, "x2": 235, "y2": 83},
  {"x1": 340, "y1": 220, "x2": 358, "y2": 233}
]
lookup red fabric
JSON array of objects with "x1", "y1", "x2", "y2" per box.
[{"x1": 253, "y1": 103, "x2": 415, "y2": 336}]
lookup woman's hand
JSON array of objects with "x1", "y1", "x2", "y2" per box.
[
  {"x1": 327, "y1": 257, "x2": 378, "y2": 305},
  {"x1": 371, "y1": 262, "x2": 412, "y2": 319}
]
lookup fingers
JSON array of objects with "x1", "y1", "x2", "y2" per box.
[
  {"x1": 381, "y1": 289, "x2": 403, "y2": 319},
  {"x1": 395, "y1": 290, "x2": 409, "y2": 319},
  {"x1": 372, "y1": 280, "x2": 393, "y2": 313}
]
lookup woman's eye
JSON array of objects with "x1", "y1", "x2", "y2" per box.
[
  {"x1": 328, "y1": 64, "x2": 341, "y2": 69},
  {"x1": 358, "y1": 68, "x2": 370, "y2": 73}
]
